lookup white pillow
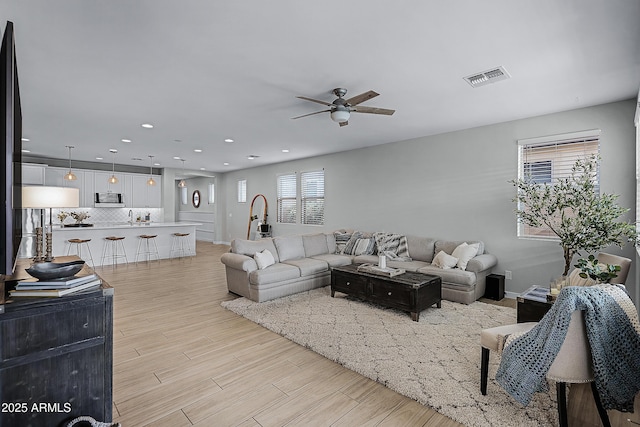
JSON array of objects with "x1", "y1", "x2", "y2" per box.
[
  {"x1": 451, "y1": 242, "x2": 480, "y2": 270},
  {"x1": 432, "y1": 250, "x2": 458, "y2": 269},
  {"x1": 254, "y1": 249, "x2": 275, "y2": 270}
]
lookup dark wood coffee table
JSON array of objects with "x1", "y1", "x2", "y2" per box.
[{"x1": 331, "y1": 264, "x2": 442, "y2": 321}]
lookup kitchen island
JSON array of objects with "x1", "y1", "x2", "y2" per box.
[{"x1": 51, "y1": 222, "x2": 200, "y2": 266}]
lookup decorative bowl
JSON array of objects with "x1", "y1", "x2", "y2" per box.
[{"x1": 26, "y1": 260, "x2": 86, "y2": 280}]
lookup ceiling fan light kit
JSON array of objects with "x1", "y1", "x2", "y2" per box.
[{"x1": 293, "y1": 87, "x2": 395, "y2": 127}]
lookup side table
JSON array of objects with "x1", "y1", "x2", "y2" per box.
[{"x1": 516, "y1": 285, "x2": 553, "y2": 323}]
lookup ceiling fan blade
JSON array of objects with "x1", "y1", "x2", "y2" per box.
[
  {"x1": 339, "y1": 120, "x2": 349, "y2": 127},
  {"x1": 297, "y1": 96, "x2": 332, "y2": 107},
  {"x1": 351, "y1": 106, "x2": 395, "y2": 115},
  {"x1": 345, "y1": 90, "x2": 379, "y2": 106},
  {"x1": 291, "y1": 109, "x2": 331, "y2": 120}
]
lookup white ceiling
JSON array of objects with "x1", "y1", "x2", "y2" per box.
[{"x1": 3, "y1": 1, "x2": 639, "y2": 174}]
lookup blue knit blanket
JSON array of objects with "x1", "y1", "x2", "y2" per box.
[{"x1": 495, "y1": 284, "x2": 640, "y2": 412}]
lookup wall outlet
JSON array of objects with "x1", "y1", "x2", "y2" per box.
[{"x1": 505, "y1": 270, "x2": 512, "y2": 280}]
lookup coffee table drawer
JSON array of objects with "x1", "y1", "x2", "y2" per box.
[
  {"x1": 369, "y1": 278, "x2": 412, "y2": 309},
  {"x1": 332, "y1": 271, "x2": 367, "y2": 298}
]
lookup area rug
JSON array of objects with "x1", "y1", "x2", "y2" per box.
[{"x1": 222, "y1": 287, "x2": 558, "y2": 427}]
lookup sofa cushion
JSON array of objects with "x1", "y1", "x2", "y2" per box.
[
  {"x1": 406, "y1": 235, "x2": 436, "y2": 263},
  {"x1": 282, "y1": 258, "x2": 329, "y2": 276},
  {"x1": 435, "y1": 240, "x2": 485, "y2": 256},
  {"x1": 303, "y1": 233, "x2": 330, "y2": 257},
  {"x1": 254, "y1": 249, "x2": 275, "y2": 270},
  {"x1": 249, "y1": 263, "x2": 301, "y2": 286},
  {"x1": 451, "y1": 242, "x2": 480, "y2": 271},
  {"x1": 311, "y1": 254, "x2": 353, "y2": 268},
  {"x1": 232, "y1": 239, "x2": 280, "y2": 263},
  {"x1": 373, "y1": 232, "x2": 411, "y2": 258},
  {"x1": 274, "y1": 235, "x2": 305, "y2": 261},
  {"x1": 325, "y1": 233, "x2": 337, "y2": 254},
  {"x1": 418, "y1": 265, "x2": 477, "y2": 287},
  {"x1": 432, "y1": 250, "x2": 458, "y2": 269}
]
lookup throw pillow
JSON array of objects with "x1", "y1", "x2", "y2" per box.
[
  {"x1": 432, "y1": 250, "x2": 458, "y2": 269},
  {"x1": 342, "y1": 231, "x2": 364, "y2": 255},
  {"x1": 254, "y1": 249, "x2": 275, "y2": 270},
  {"x1": 342, "y1": 238, "x2": 376, "y2": 256},
  {"x1": 334, "y1": 231, "x2": 352, "y2": 254},
  {"x1": 451, "y1": 242, "x2": 480, "y2": 270},
  {"x1": 373, "y1": 232, "x2": 411, "y2": 259}
]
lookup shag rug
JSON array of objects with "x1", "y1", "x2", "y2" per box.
[{"x1": 222, "y1": 287, "x2": 559, "y2": 427}]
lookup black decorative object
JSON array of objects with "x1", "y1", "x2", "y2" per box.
[{"x1": 26, "y1": 260, "x2": 85, "y2": 280}]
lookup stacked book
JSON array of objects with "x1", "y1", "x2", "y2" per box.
[{"x1": 9, "y1": 273, "x2": 102, "y2": 298}]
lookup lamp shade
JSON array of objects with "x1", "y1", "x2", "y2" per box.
[
  {"x1": 330, "y1": 109, "x2": 350, "y2": 123},
  {"x1": 22, "y1": 186, "x2": 80, "y2": 208}
]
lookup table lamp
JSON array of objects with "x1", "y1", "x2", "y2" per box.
[{"x1": 22, "y1": 186, "x2": 80, "y2": 262}]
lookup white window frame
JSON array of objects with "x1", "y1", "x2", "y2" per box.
[
  {"x1": 277, "y1": 173, "x2": 297, "y2": 224},
  {"x1": 517, "y1": 129, "x2": 601, "y2": 239},
  {"x1": 300, "y1": 169, "x2": 325, "y2": 226},
  {"x1": 237, "y1": 179, "x2": 246, "y2": 203},
  {"x1": 208, "y1": 183, "x2": 214, "y2": 204}
]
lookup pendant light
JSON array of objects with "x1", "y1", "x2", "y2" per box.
[
  {"x1": 147, "y1": 155, "x2": 156, "y2": 186},
  {"x1": 177, "y1": 159, "x2": 187, "y2": 188},
  {"x1": 108, "y1": 149, "x2": 118, "y2": 184},
  {"x1": 64, "y1": 145, "x2": 77, "y2": 181}
]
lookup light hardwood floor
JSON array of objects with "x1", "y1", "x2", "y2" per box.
[{"x1": 99, "y1": 242, "x2": 639, "y2": 427}]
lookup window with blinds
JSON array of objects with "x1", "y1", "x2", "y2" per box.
[
  {"x1": 277, "y1": 173, "x2": 297, "y2": 223},
  {"x1": 301, "y1": 170, "x2": 325, "y2": 225},
  {"x1": 237, "y1": 179, "x2": 246, "y2": 203},
  {"x1": 517, "y1": 129, "x2": 600, "y2": 238}
]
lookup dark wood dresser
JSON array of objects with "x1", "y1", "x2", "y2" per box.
[{"x1": 0, "y1": 258, "x2": 113, "y2": 427}]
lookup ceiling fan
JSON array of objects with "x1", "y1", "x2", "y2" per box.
[{"x1": 292, "y1": 88, "x2": 395, "y2": 127}]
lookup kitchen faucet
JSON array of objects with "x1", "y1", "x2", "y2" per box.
[{"x1": 128, "y1": 210, "x2": 133, "y2": 224}]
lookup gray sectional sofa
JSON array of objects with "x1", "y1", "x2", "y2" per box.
[{"x1": 220, "y1": 231, "x2": 498, "y2": 305}]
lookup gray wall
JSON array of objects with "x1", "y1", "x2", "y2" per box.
[{"x1": 219, "y1": 100, "x2": 637, "y2": 302}]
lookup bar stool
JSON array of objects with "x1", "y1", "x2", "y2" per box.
[
  {"x1": 170, "y1": 232, "x2": 192, "y2": 260},
  {"x1": 66, "y1": 238, "x2": 95, "y2": 270},
  {"x1": 135, "y1": 234, "x2": 159, "y2": 265},
  {"x1": 101, "y1": 236, "x2": 128, "y2": 267}
]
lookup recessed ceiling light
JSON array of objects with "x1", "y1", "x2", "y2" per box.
[
  {"x1": 21, "y1": 138, "x2": 30, "y2": 142},
  {"x1": 194, "y1": 149, "x2": 202, "y2": 153},
  {"x1": 141, "y1": 123, "x2": 154, "y2": 129},
  {"x1": 95, "y1": 156, "x2": 103, "y2": 160},
  {"x1": 131, "y1": 157, "x2": 143, "y2": 161},
  {"x1": 200, "y1": 167, "x2": 205, "y2": 171},
  {"x1": 174, "y1": 139, "x2": 181, "y2": 143},
  {"x1": 247, "y1": 155, "x2": 255, "y2": 160},
  {"x1": 282, "y1": 149, "x2": 290, "y2": 153},
  {"x1": 154, "y1": 162, "x2": 160, "y2": 166},
  {"x1": 21, "y1": 149, "x2": 30, "y2": 153},
  {"x1": 224, "y1": 138, "x2": 234, "y2": 143},
  {"x1": 223, "y1": 162, "x2": 230, "y2": 166},
  {"x1": 173, "y1": 156, "x2": 181, "y2": 160},
  {"x1": 121, "y1": 139, "x2": 131, "y2": 143},
  {"x1": 109, "y1": 148, "x2": 117, "y2": 153}
]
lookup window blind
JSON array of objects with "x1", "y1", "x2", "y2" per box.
[
  {"x1": 517, "y1": 130, "x2": 600, "y2": 238},
  {"x1": 277, "y1": 173, "x2": 297, "y2": 223},
  {"x1": 301, "y1": 170, "x2": 324, "y2": 225}
]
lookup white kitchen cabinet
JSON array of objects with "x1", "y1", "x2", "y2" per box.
[
  {"x1": 44, "y1": 166, "x2": 91, "y2": 207},
  {"x1": 94, "y1": 171, "x2": 125, "y2": 195},
  {"x1": 129, "y1": 174, "x2": 162, "y2": 208},
  {"x1": 22, "y1": 163, "x2": 46, "y2": 185}
]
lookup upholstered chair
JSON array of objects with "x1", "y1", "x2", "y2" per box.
[{"x1": 480, "y1": 311, "x2": 611, "y2": 427}]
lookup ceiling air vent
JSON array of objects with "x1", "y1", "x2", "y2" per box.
[{"x1": 464, "y1": 66, "x2": 510, "y2": 88}]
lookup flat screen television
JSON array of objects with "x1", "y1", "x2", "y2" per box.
[{"x1": 0, "y1": 21, "x2": 22, "y2": 279}]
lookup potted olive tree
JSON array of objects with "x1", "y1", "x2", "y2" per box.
[{"x1": 512, "y1": 155, "x2": 637, "y2": 277}]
